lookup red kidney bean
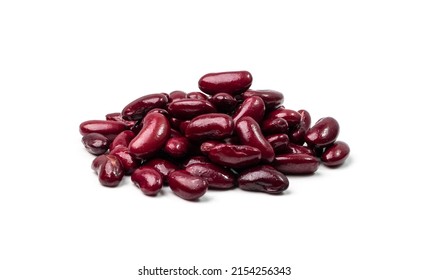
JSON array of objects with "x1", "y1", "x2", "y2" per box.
[
  {"x1": 110, "y1": 146, "x2": 139, "y2": 174},
  {"x1": 169, "y1": 90, "x2": 187, "y2": 101},
  {"x1": 169, "y1": 117, "x2": 183, "y2": 131},
  {"x1": 210, "y1": 92, "x2": 238, "y2": 113},
  {"x1": 298, "y1": 109, "x2": 311, "y2": 130},
  {"x1": 267, "y1": 108, "x2": 301, "y2": 128},
  {"x1": 146, "y1": 108, "x2": 170, "y2": 117},
  {"x1": 91, "y1": 154, "x2": 108, "y2": 173},
  {"x1": 81, "y1": 133, "x2": 110, "y2": 155},
  {"x1": 98, "y1": 155, "x2": 124, "y2": 187},
  {"x1": 185, "y1": 162, "x2": 235, "y2": 189},
  {"x1": 167, "y1": 99, "x2": 216, "y2": 120},
  {"x1": 131, "y1": 167, "x2": 163, "y2": 196},
  {"x1": 232, "y1": 96, "x2": 265, "y2": 124},
  {"x1": 79, "y1": 120, "x2": 127, "y2": 140},
  {"x1": 285, "y1": 143, "x2": 315, "y2": 155},
  {"x1": 142, "y1": 158, "x2": 178, "y2": 182},
  {"x1": 182, "y1": 156, "x2": 211, "y2": 168},
  {"x1": 198, "y1": 70, "x2": 253, "y2": 96},
  {"x1": 274, "y1": 154, "x2": 320, "y2": 174},
  {"x1": 289, "y1": 109, "x2": 311, "y2": 144},
  {"x1": 105, "y1": 112, "x2": 137, "y2": 128},
  {"x1": 200, "y1": 140, "x2": 223, "y2": 155},
  {"x1": 168, "y1": 170, "x2": 208, "y2": 200},
  {"x1": 187, "y1": 91, "x2": 208, "y2": 100},
  {"x1": 179, "y1": 120, "x2": 191, "y2": 135},
  {"x1": 305, "y1": 117, "x2": 340, "y2": 148},
  {"x1": 163, "y1": 136, "x2": 190, "y2": 158},
  {"x1": 238, "y1": 165, "x2": 289, "y2": 194},
  {"x1": 242, "y1": 89, "x2": 284, "y2": 109},
  {"x1": 185, "y1": 113, "x2": 234, "y2": 141},
  {"x1": 312, "y1": 146, "x2": 325, "y2": 157},
  {"x1": 321, "y1": 141, "x2": 350, "y2": 167},
  {"x1": 208, "y1": 144, "x2": 261, "y2": 169},
  {"x1": 121, "y1": 93, "x2": 169, "y2": 121},
  {"x1": 261, "y1": 117, "x2": 289, "y2": 135},
  {"x1": 129, "y1": 112, "x2": 171, "y2": 159},
  {"x1": 265, "y1": 134, "x2": 289, "y2": 154},
  {"x1": 235, "y1": 116, "x2": 275, "y2": 163},
  {"x1": 110, "y1": 130, "x2": 135, "y2": 150}
]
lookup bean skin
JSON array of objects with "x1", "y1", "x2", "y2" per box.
[
  {"x1": 79, "y1": 120, "x2": 127, "y2": 140},
  {"x1": 273, "y1": 153, "x2": 320, "y2": 174},
  {"x1": 163, "y1": 136, "x2": 190, "y2": 158},
  {"x1": 169, "y1": 90, "x2": 187, "y2": 101},
  {"x1": 266, "y1": 108, "x2": 301, "y2": 128},
  {"x1": 208, "y1": 144, "x2": 261, "y2": 169},
  {"x1": 285, "y1": 143, "x2": 315, "y2": 156},
  {"x1": 321, "y1": 141, "x2": 350, "y2": 167},
  {"x1": 185, "y1": 113, "x2": 234, "y2": 141},
  {"x1": 91, "y1": 154, "x2": 108, "y2": 173},
  {"x1": 235, "y1": 116, "x2": 275, "y2": 163},
  {"x1": 210, "y1": 92, "x2": 238, "y2": 113},
  {"x1": 110, "y1": 146, "x2": 139, "y2": 175},
  {"x1": 82, "y1": 133, "x2": 110, "y2": 155},
  {"x1": 198, "y1": 71, "x2": 253, "y2": 96},
  {"x1": 182, "y1": 156, "x2": 211, "y2": 168},
  {"x1": 110, "y1": 130, "x2": 135, "y2": 150},
  {"x1": 305, "y1": 117, "x2": 340, "y2": 148},
  {"x1": 185, "y1": 162, "x2": 235, "y2": 189},
  {"x1": 238, "y1": 165, "x2": 289, "y2": 194},
  {"x1": 168, "y1": 170, "x2": 208, "y2": 200},
  {"x1": 242, "y1": 89, "x2": 284, "y2": 109},
  {"x1": 97, "y1": 155, "x2": 124, "y2": 187},
  {"x1": 131, "y1": 167, "x2": 163, "y2": 196},
  {"x1": 187, "y1": 91, "x2": 209, "y2": 100},
  {"x1": 265, "y1": 134, "x2": 289, "y2": 154},
  {"x1": 167, "y1": 99, "x2": 216, "y2": 120},
  {"x1": 200, "y1": 140, "x2": 223, "y2": 155},
  {"x1": 121, "y1": 93, "x2": 169, "y2": 121},
  {"x1": 105, "y1": 112, "x2": 137, "y2": 128},
  {"x1": 129, "y1": 112, "x2": 171, "y2": 159},
  {"x1": 261, "y1": 117, "x2": 289, "y2": 135},
  {"x1": 232, "y1": 96, "x2": 265, "y2": 124},
  {"x1": 289, "y1": 109, "x2": 311, "y2": 145},
  {"x1": 142, "y1": 158, "x2": 178, "y2": 182}
]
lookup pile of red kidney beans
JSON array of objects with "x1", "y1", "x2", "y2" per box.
[{"x1": 80, "y1": 71, "x2": 350, "y2": 201}]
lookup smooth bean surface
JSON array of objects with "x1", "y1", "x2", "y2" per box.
[
  {"x1": 242, "y1": 89, "x2": 284, "y2": 109},
  {"x1": 98, "y1": 155, "x2": 124, "y2": 187},
  {"x1": 121, "y1": 93, "x2": 169, "y2": 121},
  {"x1": 79, "y1": 120, "x2": 127, "y2": 140},
  {"x1": 198, "y1": 71, "x2": 253, "y2": 96},
  {"x1": 167, "y1": 99, "x2": 216, "y2": 119},
  {"x1": 232, "y1": 96, "x2": 265, "y2": 124},
  {"x1": 110, "y1": 146, "x2": 139, "y2": 174},
  {"x1": 208, "y1": 144, "x2": 261, "y2": 169},
  {"x1": 274, "y1": 153, "x2": 319, "y2": 174},
  {"x1": 131, "y1": 167, "x2": 163, "y2": 196},
  {"x1": 168, "y1": 170, "x2": 208, "y2": 200},
  {"x1": 142, "y1": 158, "x2": 178, "y2": 182},
  {"x1": 238, "y1": 165, "x2": 289, "y2": 194},
  {"x1": 82, "y1": 133, "x2": 110, "y2": 155},
  {"x1": 305, "y1": 117, "x2": 339, "y2": 148},
  {"x1": 185, "y1": 162, "x2": 235, "y2": 189},
  {"x1": 210, "y1": 92, "x2": 238, "y2": 113},
  {"x1": 321, "y1": 141, "x2": 350, "y2": 167},
  {"x1": 185, "y1": 113, "x2": 234, "y2": 141}
]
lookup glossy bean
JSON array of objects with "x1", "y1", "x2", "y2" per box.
[
  {"x1": 285, "y1": 143, "x2": 315, "y2": 155},
  {"x1": 238, "y1": 165, "x2": 289, "y2": 194},
  {"x1": 185, "y1": 113, "x2": 234, "y2": 141},
  {"x1": 82, "y1": 133, "x2": 110, "y2": 155},
  {"x1": 321, "y1": 141, "x2": 350, "y2": 167},
  {"x1": 210, "y1": 92, "x2": 238, "y2": 113},
  {"x1": 169, "y1": 90, "x2": 187, "y2": 101},
  {"x1": 187, "y1": 91, "x2": 208, "y2": 100},
  {"x1": 198, "y1": 70, "x2": 253, "y2": 96},
  {"x1": 163, "y1": 136, "x2": 190, "y2": 158},
  {"x1": 105, "y1": 112, "x2": 136, "y2": 128},
  {"x1": 305, "y1": 117, "x2": 340, "y2": 148},
  {"x1": 142, "y1": 158, "x2": 178, "y2": 182},
  {"x1": 267, "y1": 108, "x2": 301, "y2": 128},
  {"x1": 235, "y1": 116, "x2": 275, "y2": 163},
  {"x1": 97, "y1": 155, "x2": 124, "y2": 187},
  {"x1": 79, "y1": 120, "x2": 127, "y2": 140},
  {"x1": 208, "y1": 144, "x2": 261, "y2": 169},
  {"x1": 200, "y1": 140, "x2": 223, "y2": 155},
  {"x1": 131, "y1": 167, "x2": 163, "y2": 196},
  {"x1": 182, "y1": 156, "x2": 211, "y2": 168},
  {"x1": 265, "y1": 134, "x2": 289, "y2": 154},
  {"x1": 185, "y1": 162, "x2": 235, "y2": 189},
  {"x1": 168, "y1": 170, "x2": 208, "y2": 200},
  {"x1": 129, "y1": 112, "x2": 171, "y2": 159},
  {"x1": 242, "y1": 89, "x2": 284, "y2": 109},
  {"x1": 121, "y1": 93, "x2": 169, "y2": 121},
  {"x1": 232, "y1": 96, "x2": 265, "y2": 124},
  {"x1": 110, "y1": 130, "x2": 135, "y2": 150},
  {"x1": 91, "y1": 154, "x2": 108, "y2": 173},
  {"x1": 289, "y1": 109, "x2": 311, "y2": 144},
  {"x1": 273, "y1": 154, "x2": 320, "y2": 174},
  {"x1": 110, "y1": 146, "x2": 139, "y2": 174},
  {"x1": 261, "y1": 117, "x2": 289, "y2": 135},
  {"x1": 167, "y1": 99, "x2": 216, "y2": 120}
]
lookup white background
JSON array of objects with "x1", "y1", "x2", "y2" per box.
[{"x1": 1, "y1": 1, "x2": 427, "y2": 279}]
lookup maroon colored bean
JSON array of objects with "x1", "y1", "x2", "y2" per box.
[
  {"x1": 289, "y1": 109, "x2": 311, "y2": 144},
  {"x1": 242, "y1": 89, "x2": 284, "y2": 109},
  {"x1": 232, "y1": 96, "x2": 265, "y2": 124},
  {"x1": 267, "y1": 108, "x2": 301, "y2": 128},
  {"x1": 182, "y1": 156, "x2": 211, "y2": 168},
  {"x1": 91, "y1": 154, "x2": 108, "y2": 173},
  {"x1": 168, "y1": 170, "x2": 208, "y2": 200},
  {"x1": 167, "y1": 99, "x2": 216, "y2": 120},
  {"x1": 121, "y1": 93, "x2": 169, "y2": 121},
  {"x1": 265, "y1": 134, "x2": 289, "y2": 154},
  {"x1": 198, "y1": 70, "x2": 253, "y2": 96},
  {"x1": 129, "y1": 112, "x2": 171, "y2": 159},
  {"x1": 235, "y1": 116, "x2": 275, "y2": 163},
  {"x1": 208, "y1": 144, "x2": 261, "y2": 169},
  {"x1": 97, "y1": 155, "x2": 124, "y2": 187},
  {"x1": 305, "y1": 117, "x2": 340, "y2": 148},
  {"x1": 273, "y1": 154, "x2": 320, "y2": 174},
  {"x1": 105, "y1": 112, "x2": 136, "y2": 128},
  {"x1": 321, "y1": 141, "x2": 350, "y2": 167},
  {"x1": 169, "y1": 117, "x2": 183, "y2": 131},
  {"x1": 210, "y1": 92, "x2": 238, "y2": 113},
  {"x1": 179, "y1": 120, "x2": 191, "y2": 135},
  {"x1": 82, "y1": 133, "x2": 110, "y2": 155},
  {"x1": 142, "y1": 158, "x2": 178, "y2": 182},
  {"x1": 110, "y1": 130, "x2": 135, "y2": 150},
  {"x1": 298, "y1": 109, "x2": 312, "y2": 130},
  {"x1": 79, "y1": 120, "x2": 127, "y2": 140},
  {"x1": 163, "y1": 136, "x2": 190, "y2": 158},
  {"x1": 285, "y1": 143, "x2": 315, "y2": 155},
  {"x1": 200, "y1": 140, "x2": 223, "y2": 155},
  {"x1": 187, "y1": 91, "x2": 208, "y2": 100},
  {"x1": 185, "y1": 113, "x2": 234, "y2": 141},
  {"x1": 110, "y1": 146, "x2": 139, "y2": 174},
  {"x1": 238, "y1": 165, "x2": 289, "y2": 194},
  {"x1": 131, "y1": 167, "x2": 163, "y2": 196},
  {"x1": 169, "y1": 90, "x2": 187, "y2": 101},
  {"x1": 261, "y1": 117, "x2": 289, "y2": 135},
  {"x1": 185, "y1": 162, "x2": 235, "y2": 189}
]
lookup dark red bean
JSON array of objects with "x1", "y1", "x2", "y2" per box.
[
  {"x1": 98, "y1": 155, "x2": 124, "y2": 187},
  {"x1": 185, "y1": 113, "x2": 234, "y2": 141},
  {"x1": 131, "y1": 167, "x2": 163, "y2": 196},
  {"x1": 200, "y1": 140, "x2": 223, "y2": 155},
  {"x1": 285, "y1": 143, "x2": 315, "y2": 155},
  {"x1": 208, "y1": 144, "x2": 261, "y2": 169},
  {"x1": 321, "y1": 141, "x2": 350, "y2": 167},
  {"x1": 91, "y1": 154, "x2": 108, "y2": 173},
  {"x1": 143, "y1": 158, "x2": 178, "y2": 182},
  {"x1": 146, "y1": 108, "x2": 170, "y2": 117},
  {"x1": 187, "y1": 91, "x2": 208, "y2": 100},
  {"x1": 179, "y1": 120, "x2": 191, "y2": 135},
  {"x1": 105, "y1": 112, "x2": 136, "y2": 128},
  {"x1": 298, "y1": 109, "x2": 311, "y2": 130},
  {"x1": 198, "y1": 70, "x2": 253, "y2": 96},
  {"x1": 273, "y1": 154, "x2": 320, "y2": 174},
  {"x1": 79, "y1": 120, "x2": 127, "y2": 140},
  {"x1": 167, "y1": 99, "x2": 216, "y2": 120},
  {"x1": 267, "y1": 108, "x2": 301, "y2": 128},
  {"x1": 182, "y1": 156, "x2": 211, "y2": 168},
  {"x1": 289, "y1": 109, "x2": 311, "y2": 144},
  {"x1": 163, "y1": 136, "x2": 190, "y2": 158},
  {"x1": 169, "y1": 90, "x2": 187, "y2": 101},
  {"x1": 235, "y1": 116, "x2": 275, "y2": 163},
  {"x1": 238, "y1": 165, "x2": 289, "y2": 194},
  {"x1": 210, "y1": 92, "x2": 238, "y2": 113},
  {"x1": 121, "y1": 93, "x2": 169, "y2": 121},
  {"x1": 169, "y1": 117, "x2": 183, "y2": 131},
  {"x1": 129, "y1": 112, "x2": 171, "y2": 159},
  {"x1": 82, "y1": 133, "x2": 110, "y2": 155},
  {"x1": 168, "y1": 170, "x2": 208, "y2": 200},
  {"x1": 261, "y1": 117, "x2": 289, "y2": 135},
  {"x1": 305, "y1": 117, "x2": 340, "y2": 148},
  {"x1": 110, "y1": 146, "x2": 139, "y2": 175},
  {"x1": 232, "y1": 96, "x2": 265, "y2": 124},
  {"x1": 242, "y1": 89, "x2": 284, "y2": 109},
  {"x1": 110, "y1": 130, "x2": 135, "y2": 150},
  {"x1": 185, "y1": 162, "x2": 235, "y2": 189},
  {"x1": 265, "y1": 134, "x2": 289, "y2": 154}
]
